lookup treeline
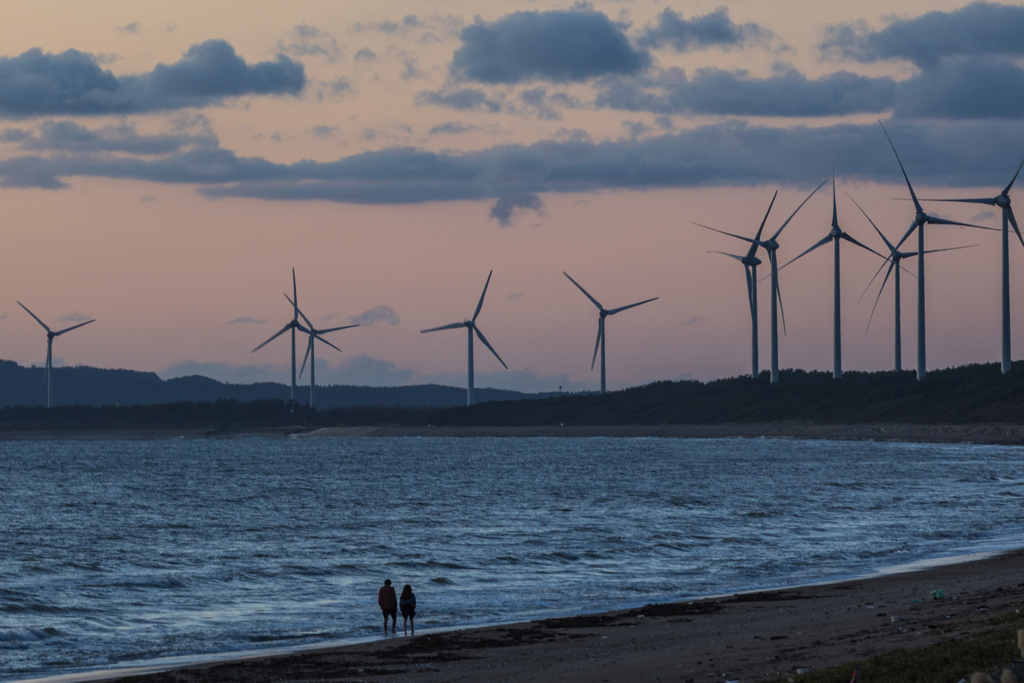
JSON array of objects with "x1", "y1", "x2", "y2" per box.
[{"x1": 3, "y1": 362, "x2": 1024, "y2": 431}]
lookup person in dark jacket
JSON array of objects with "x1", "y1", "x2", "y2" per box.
[
  {"x1": 399, "y1": 584, "x2": 416, "y2": 636},
  {"x1": 378, "y1": 579, "x2": 397, "y2": 635}
]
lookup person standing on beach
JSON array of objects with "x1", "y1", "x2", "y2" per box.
[
  {"x1": 378, "y1": 579, "x2": 397, "y2": 635},
  {"x1": 399, "y1": 584, "x2": 416, "y2": 636}
]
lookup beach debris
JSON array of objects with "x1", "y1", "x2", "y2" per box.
[
  {"x1": 796, "y1": 667, "x2": 809, "y2": 674},
  {"x1": 637, "y1": 614, "x2": 645, "y2": 619},
  {"x1": 890, "y1": 616, "x2": 901, "y2": 624},
  {"x1": 931, "y1": 589, "x2": 946, "y2": 599},
  {"x1": 969, "y1": 674, "x2": 995, "y2": 683}
]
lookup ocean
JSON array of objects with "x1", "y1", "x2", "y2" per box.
[{"x1": 2, "y1": 436, "x2": 1023, "y2": 680}]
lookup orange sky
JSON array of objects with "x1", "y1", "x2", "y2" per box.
[{"x1": 0, "y1": 0, "x2": 1020, "y2": 391}]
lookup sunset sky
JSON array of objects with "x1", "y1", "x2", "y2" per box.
[{"x1": 2, "y1": 0, "x2": 1023, "y2": 392}]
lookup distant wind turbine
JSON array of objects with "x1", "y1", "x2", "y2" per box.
[
  {"x1": 848, "y1": 195, "x2": 976, "y2": 372},
  {"x1": 288, "y1": 294, "x2": 358, "y2": 408},
  {"x1": 563, "y1": 272, "x2": 657, "y2": 394},
  {"x1": 420, "y1": 271, "x2": 508, "y2": 406},
  {"x1": 778, "y1": 174, "x2": 884, "y2": 379},
  {"x1": 252, "y1": 269, "x2": 303, "y2": 403},
  {"x1": 696, "y1": 193, "x2": 777, "y2": 378},
  {"x1": 879, "y1": 121, "x2": 992, "y2": 380},
  {"x1": 917, "y1": 158, "x2": 1024, "y2": 374},
  {"x1": 701, "y1": 180, "x2": 826, "y2": 383},
  {"x1": 18, "y1": 302, "x2": 94, "y2": 408}
]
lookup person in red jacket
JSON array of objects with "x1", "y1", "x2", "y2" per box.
[{"x1": 378, "y1": 579, "x2": 397, "y2": 635}]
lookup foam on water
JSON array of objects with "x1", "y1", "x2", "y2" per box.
[{"x1": 2, "y1": 436, "x2": 1024, "y2": 681}]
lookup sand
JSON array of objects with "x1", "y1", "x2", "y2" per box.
[{"x1": 29, "y1": 548, "x2": 1021, "y2": 683}]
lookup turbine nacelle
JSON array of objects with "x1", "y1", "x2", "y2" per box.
[
  {"x1": 997, "y1": 194, "x2": 1011, "y2": 208},
  {"x1": 829, "y1": 226, "x2": 842, "y2": 238}
]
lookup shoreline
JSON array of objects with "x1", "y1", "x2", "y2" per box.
[
  {"x1": 14, "y1": 547, "x2": 1024, "y2": 683},
  {"x1": 4, "y1": 423, "x2": 1024, "y2": 444}
]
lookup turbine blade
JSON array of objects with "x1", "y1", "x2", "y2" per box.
[
  {"x1": 473, "y1": 270, "x2": 493, "y2": 323},
  {"x1": 778, "y1": 234, "x2": 832, "y2": 272},
  {"x1": 925, "y1": 216, "x2": 995, "y2": 231},
  {"x1": 474, "y1": 326, "x2": 508, "y2": 370},
  {"x1": 563, "y1": 272, "x2": 604, "y2": 311},
  {"x1": 917, "y1": 197, "x2": 996, "y2": 205},
  {"x1": 284, "y1": 294, "x2": 315, "y2": 330},
  {"x1": 18, "y1": 302, "x2": 51, "y2": 333},
  {"x1": 744, "y1": 265, "x2": 754, "y2": 315},
  {"x1": 769, "y1": 179, "x2": 828, "y2": 241},
  {"x1": 831, "y1": 168, "x2": 839, "y2": 230},
  {"x1": 708, "y1": 250, "x2": 746, "y2": 262},
  {"x1": 1003, "y1": 156, "x2": 1024, "y2": 195},
  {"x1": 866, "y1": 258, "x2": 897, "y2": 331},
  {"x1": 839, "y1": 233, "x2": 886, "y2": 259},
  {"x1": 753, "y1": 191, "x2": 778, "y2": 242},
  {"x1": 53, "y1": 319, "x2": 95, "y2": 336},
  {"x1": 591, "y1": 320, "x2": 603, "y2": 371},
  {"x1": 693, "y1": 223, "x2": 757, "y2": 245},
  {"x1": 858, "y1": 255, "x2": 893, "y2": 303},
  {"x1": 252, "y1": 322, "x2": 293, "y2": 352},
  {"x1": 607, "y1": 297, "x2": 658, "y2": 315},
  {"x1": 292, "y1": 268, "x2": 298, "y2": 320},
  {"x1": 921, "y1": 244, "x2": 978, "y2": 255},
  {"x1": 878, "y1": 120, "x2": 923, "y2": 213},
  {"x1": 1009, "y1": 207, "x2": 1024, "y2": 248},
  {"x1": 314, "y1": 333, "x2": 344, "y2": 354},
  {"x1": 319, "y1": 323, "x2": 359, "y2": 334},
  {"x1": 299, "y1": 335, "x2": 313, "y2": 378},
  {"x1": 845, "y1": 192, "x2": 896, "y2": 254},
  {"x1": 772, "y1": 251, "x2": 787, "y2": 336},
  {"x1": 420, "y1": 322, "x2": 465, "y2": 333},
  {"x1": 892, "y1": 218, "x2": 922, "y2": 252}
]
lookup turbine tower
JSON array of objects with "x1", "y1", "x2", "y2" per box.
[
  {"x1": 563, "y1": 272, "x2": 657, "y2": 394},
  {"x1": 420, "y1": 271, "x2": 508, "y2": 406},
  {"x1": 696, "y1": 193, "x2": 776, "y2": 378},
  {"x1": 18, "y1": 302, "x2": 95, "y2": 409},
  {"x1": 779, "y1": 174, "x2": 883, "y2": 379},
  {"x1": 879, "y1": 122, "x2": 991, "y2": 380},
  {"x1": 917, "y1": 158, "x2": 1024, "y2": 374},
  {"x1": 288, "y1": 294, "x2": 358, "y2": 408},
  {"x1": 849, "y1": 195, "x2": 975, "y2": 372},
  {"x1": 700, "y1": 181, "x2": 826, "y2": 383},
  {"x1": 252, "y1": 269, "x2": 303, "y2": 402}
]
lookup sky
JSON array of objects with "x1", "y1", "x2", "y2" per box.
[{"x1": 1, "y1": 0, "x2": 1023, "y2": 393}]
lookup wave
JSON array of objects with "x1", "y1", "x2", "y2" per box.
[{"x1": 0, "y1": 627, "x2": 61, "y2": 642}]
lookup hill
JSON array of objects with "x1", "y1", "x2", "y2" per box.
[{"x1": 0, "y1": 360, "x2": 554, "y2": 408}]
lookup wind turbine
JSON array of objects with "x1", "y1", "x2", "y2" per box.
[
  {"x1": 18, "y1": 302, "x2": 94, "y2": 408},
  {"x1": 288, "y1": 294, "x2": 358, "y2": 408},
  {"x1": 700, "y1": 181, "x2": 826, "y2": 383},
  {"x1": 252, "y1": 269, "x2": 303, "y2": 403},
  {"x1": 879, "y1": 121, "x2": 992, "y2": 380},
  {"x1": 563, "y1": 272, "x2": 657, "y2": 394},
  {"x1": 420, "y1": 271, "x2": 508, "y2": 406},
  {"x1": 849, "y1": 195, "x2": 976, "y2": 372},
  {"x1": 778, "y1": 174, "x2": 884, "y2": 379},
  {"x1": 695, "y1": 192, "x2": 777, "y2": 378},
  {"x1": 917, "y1": 158, "x2": 1024, "y2": 374}
]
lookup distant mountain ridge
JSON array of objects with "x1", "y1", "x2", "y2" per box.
[{"x1": 0, "y1": 360, "x2": 555, "y2": 408}]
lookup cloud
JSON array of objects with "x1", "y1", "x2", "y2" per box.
[
  {"x1": 350, "y1": 14, "x2": 463, "y2": 40},
  {"x1": 508, "y1": 292, "x2": 526, "y2": 300},
  {"x1": 354, "y1": 48, "x2": 377, "y2": 63},
  {"x1": 819, "y1": 2, "x2": 1024, "y2": 68},
  {"x1": 117, "y1": 22, "x2": 141, "y2": 34},
  {"x1": 490, "y1": 193, "x2": 544, "y2": 227},
  {"x1": 451, "y1": 8, "x2": 649, "y2": 84},
  {"x1": 682, "y1": 316, "x2": 703, "y2": 326},
  {"x1": 11, "y1": 119, "x2": 1024, "y2": 199},
  {"x1": 971, "y1": 210, "x2": 997, "y2": 222},
  {"x1": 637, "y1": 7, "x2": 778, "y2": 53},
  {"x1": 277, "y1": 24, "x2": 340, "y2": 62},
  {"x1": 892, "y1": 58, "x2": 1024, "y2": 119},
  {"x1": 310, "y1": 124, "x2": 339, "y2": 139},
  {"x1": 57, "y1": 312, "x2": 91, "y2": 323},
  {"x1": 227, "y1": 316, "x2": 266, "y2": 325},
  {"x1": 8, "y1": 119, "x2": 217, "y2": 154},
  {"x1": 0, "y1": 40, "x2": 305, "y2": 118},
  {"x1": 596, "y1": 65, "x2": 896, "y2": 117},
  {"x1": 160, "y1": 360, "x2": 286, "y2": 385},
  {"x1": 515, "y1": 87, "x2": 580, "y2": 120},
  {"x1": 348, "y1": 305, "x2": 400, "y2": 327},
  {"x1": 429, "y1": 121, "x2": 476, "y2": 134},
  {"x1": 401, "y1": 57, "x2": 427, "y2": 80},
  {"x1": 416, "y1": 87, "x2": 502, "y2": 112}
]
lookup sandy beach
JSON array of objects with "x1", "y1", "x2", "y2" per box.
[
  {"x1": 24, "y1": 548, "x2": 1021, "y2": 683},
  {"x1": 6, "y1": 422, "x2": 1024, "y2": 444}
]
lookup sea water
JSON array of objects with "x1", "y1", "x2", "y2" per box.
[{"x1": 2, "y1": 436, "x2": 1024, "y2": 680}]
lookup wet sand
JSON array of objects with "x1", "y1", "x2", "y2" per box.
[
  {"x1": 28, "y1": 548, "x2": 1024, "y2": 683},
  {"x1": 6, "y1": 422, "x2": 1024, "y2": 444}
]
